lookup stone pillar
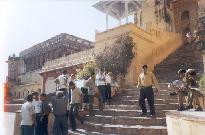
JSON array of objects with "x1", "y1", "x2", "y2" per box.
[
  {"x1": 31, "y1": 57, "x2": 35, "y2": 71},
  {"x1": 35, "y1": 56, "x2": 39, "y2": 69},
  {"x1": 40, "y1": 55, "x2": 45, "y2": 67},
  {"x1": 125, "y1": 1, "x2": 128, "y2": 23},
  {"x1": 42, "y1": 73, "x2": 48, "y2": 93}
]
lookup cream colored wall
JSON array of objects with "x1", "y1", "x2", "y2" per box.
[
  {"x1": 95, "y1": 23, "x2": 183, "y2": 85},
  {"x1": 45, "y1": 77, "x2": 56, "y2": 94},
  {"x1": 19, "y1": 70, "x2": 43, "y2": 84},
  {"x1": 11, "y1": 83, "x2": 42, "y2": 99}
]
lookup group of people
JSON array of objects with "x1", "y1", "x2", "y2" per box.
[
  {"x1": 170, "y1": 68, "x2": 204, "y2": 111},
  {"x1": 137, "y1": 64, "x2": 204, "y2": 119},
  {"x1": 20, "y1": 64, "x2": 203, "y2": 135},
  {"x1": 20, "y1": 69, "x2": 112, "y2": 135},
  {"x1": 20, "y1": 92, "x2": 51, "y2": 135}
]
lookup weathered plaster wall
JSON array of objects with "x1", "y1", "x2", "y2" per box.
[{"x1": 95, "y1": 23, "x2": 183, "y2": 85}]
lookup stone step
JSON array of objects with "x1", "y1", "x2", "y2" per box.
[
  {"x1": 91, "y1": 109, "x2": 169, "y2": 117},
  {"x1": 110, "y1": 99, "x2": 178, "y2": 105},
  {"x1": 114, "y1": 95, "x2": 178, "y2": 101},
  {"x1": 69, "y1": 129, "x2": 113, "y2": 135},
  {"x1": 120, "y1": 93, "x2": 172, "y2": 98},
  {"x1": 122, "y1": 90, "x2": 170, "y2": 95},
  {"x1": 104, "y1": 104, "x2": 178, "y2": 110},
  {"x1": 130, "y1": 85, "x2": 168, "y2": 90},
  {"x1": 77, "y1": 122, "x2": 168, "y2": 135},
  {"x1": 84, "y1": 115, "x2": 166, "y2": 126}
]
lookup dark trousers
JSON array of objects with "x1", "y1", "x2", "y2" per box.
[
  {"x1": 21, "y1": 125, "x2": 34, "y2": 135},
  {"x1": 69, "y1": 103, "x2": 81, "y2": 130},
  {"x1": 139, "y1": 86, "x2": 155, "y2": 115},
  {"x1": 53, "y1": 115, "x2": 68, "y2": 135},
  {"x1": 88, "y1": 95, "x2": 94, "y2": 112},
  {"x1": 34, "y1": 113, "x2": 41, "y2": 135},
  {"x1": 98, "y1": 85, "x2": 106, "y2": 102},
  {"x1": 58, "y1": 88, "x2": 68, "y2": 95},
  {"x1": 106, "y1": 84, "x2": 111, "y2": 99},
  {"x1": 40, "y1": 115, "x2": 48, "y2": 135}
]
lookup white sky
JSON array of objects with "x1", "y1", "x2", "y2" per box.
[{"x1": 0, "y1": 0, "x2": 134, "y2": 89}]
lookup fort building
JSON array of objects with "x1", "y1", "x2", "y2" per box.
[{"x1": 6, "y1": 0, "x2": 205, "y2": 99}]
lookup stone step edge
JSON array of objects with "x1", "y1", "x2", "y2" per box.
[
  {"x1": 69, "y1": 129, "x2": 118, "y2": 135},
  {"x1": 81, "y1": 121, "x2": 168, "y2": 129},
  {"x1": 92, "y1": 109, "x2": 177, "y2": 112},
  {"x1": 85, "y1": 115, "x2": 166, "y2": 119}
]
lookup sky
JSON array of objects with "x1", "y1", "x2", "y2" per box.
[{"x1": 0, "y1": 0, "x2": 135, "y2": 86}]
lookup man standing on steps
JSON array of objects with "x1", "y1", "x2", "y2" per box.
[
  {"x1": 95, "y1": 69, "x2": 106, "y2": 111},
  {"x1": 137, "y1": 65, "x2": 160, "y2": 118}
]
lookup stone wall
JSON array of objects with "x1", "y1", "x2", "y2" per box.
[
  {"x1": 11, "y1": 83, "x2": 42, "y2": 99},
  {"x1": 19, "y1": 70, "x2": 43, "y2": 84},
  {"x1": 95, "y1": 23, "x2": 183, "y2": 85}
]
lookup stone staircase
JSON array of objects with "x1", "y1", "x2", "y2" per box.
[
  {"x1": 69, "y1": 83, "x2": 179, "y2": 135},
  {"x1": 154, "y1": 43, "x2": 204, "y2": 83}
]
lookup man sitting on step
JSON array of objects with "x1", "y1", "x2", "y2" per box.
[
  {"x1": 172, "y1": 69, "x2": 189, "y2": 111},
  {"x1": 137, "y1": 64, "x2": 160, "y2": 118},
  {"x1": 185, "y1": 69, "x2": 203, "y2": 111}
]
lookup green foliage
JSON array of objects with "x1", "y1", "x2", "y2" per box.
[
  {"x1": 198, "y1": 75, "x2": 205, "y2": 95},
  {"x1": 76, "y1": 62, "x2": 96, "y2": 79},
  {"x1": 95, "y1": 34, "x2": 135, "y2": 77}
]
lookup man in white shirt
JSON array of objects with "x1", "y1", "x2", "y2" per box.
[
  {"x1": 95, "y1": 69, "x2": 106, "y2": 111},
  {"x1": 21, "y1": 94, "x2": 35, "y2": 135},
  {"x1": 105, "y1": 72, "x2": 112, "y2": 100},
  {"x1": 55, "y1": 70, "x2": 70, "y2": 93},
  {"x1": 32, "y1": 92, "x2": 42, "y2": 135},
  {"x1": 69, "y1": 81, "x2": 83, "y2": 131}
]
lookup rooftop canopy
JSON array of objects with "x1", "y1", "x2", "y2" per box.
[{"x1": 93, "y1": 0, "x2": 143, "y2": 29}]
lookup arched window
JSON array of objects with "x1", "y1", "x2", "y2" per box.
[{"x1": 181, "y1": 11, "x2": 190, "y2": 21}]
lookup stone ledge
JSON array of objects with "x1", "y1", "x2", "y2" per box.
[
  {"x1": 166, "y1": 111, "x2": 205, "y2": 135},
  {"x1": 166, "y1": 111, "x2": 205, "y2": 122}
]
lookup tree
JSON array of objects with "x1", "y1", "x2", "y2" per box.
[
  {"x1": 95, "y1": 34, "x2": 135, "y2": 78},
  {"x1": 76, "y1": 62, "x2": 96, "y2": 80}
]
